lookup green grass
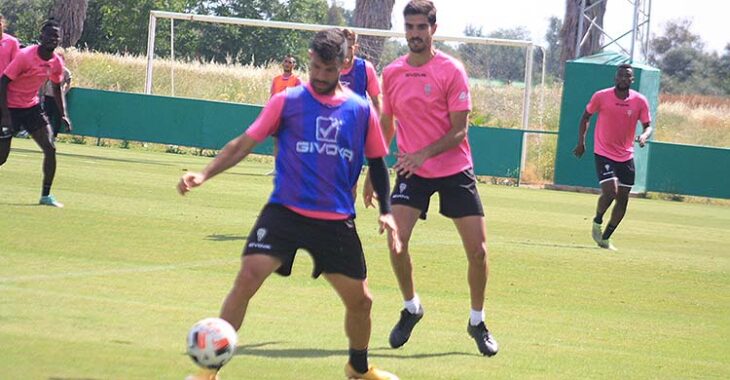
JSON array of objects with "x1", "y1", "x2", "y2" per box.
[{"x1": 1, "y1": 139, "x2": 729, "y2": 379}]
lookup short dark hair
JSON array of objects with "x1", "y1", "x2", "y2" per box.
[
  {"x1": 310, "y1": 28, "x2": 347, "y2": 63},
  {"x1": 618, "y1": 63, "x2": 633, "y2": 71},
  {"x1": 41, "y1": 18, "x2": 60, "y2": 32},
  {"x1": 404, "y1": 0, "x2": 437, "y2": 25}
]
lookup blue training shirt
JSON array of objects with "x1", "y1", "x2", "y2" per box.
[{"x1": 269, "y1": 86, "x2": 370, "y2": 216}]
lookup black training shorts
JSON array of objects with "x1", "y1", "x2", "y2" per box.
[
  {"x1": 594, "y1": 153, "x2": 635, "y2": 187},
  {"x1": 243, "y1": 203, "x2": 367, "y2": 280},
  {"x1": 391, "y1": 168, "x2": 484, "y2": 220}
]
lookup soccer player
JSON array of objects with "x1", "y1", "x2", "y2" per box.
[
  {"x1": 0, "y1": 15, "x2": 20, "y2": 138},
  {"x1": 0, "y1": 19, "x2": 71, "y2": 208},
  {"x1": 340, "y1": 28, "x2": 381, "y2": 114},
  {"x1": 0, "y1": 14, "x2": 20, "y2": 74},
  {"x1": 364, "y1": 0, "x2": 499, "y2": 357},
  {"x1": 266, "y1": 55, "x2": 302, "y2": 176},
  {"x1": 269, "y1": 54, "x2": 301, "y2": 97},
  {"x1": 179, "y1": 29, "x2": 400, "y2": 380},
  {"x1": 573, "y1": 63, "x2": 652, "y2": 251}
]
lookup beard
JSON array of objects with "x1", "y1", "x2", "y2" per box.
[
  {"x1": 408, "y1": 38, "x2": 427, "y2": 53},
  {"x1": 311, "y1": 79, "x2": 338, "y2": 95}
]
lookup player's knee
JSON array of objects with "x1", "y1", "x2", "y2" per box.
[
  {"x1": 347, "y1": 292, "x2": 373, "y2": 314},
  {"x1": 466, "y1": 243, "x2": 487, "y2": 263},
  {"x1": 602, "y1": 188, "x2": 617, "y2": 200},
  {"x1": 42, "y1": 143, "x2": 56, "y2": 156},
  {"x1": 232, "y1": 268, "x2": 265, "y2": 298}
]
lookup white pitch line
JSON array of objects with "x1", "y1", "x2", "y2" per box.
[{"x1": 0, "y1": 258, "x2": 238, "y2": 283}]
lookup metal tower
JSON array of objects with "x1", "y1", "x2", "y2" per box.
[{"x1": 575, "y1": 0, "x2": 652, "y2": 62}]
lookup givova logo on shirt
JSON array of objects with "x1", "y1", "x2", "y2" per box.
[{"x1": 296, "y1": 116, "x2": 354, "y2": 161}]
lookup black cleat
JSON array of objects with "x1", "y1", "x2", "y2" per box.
[
  {"x1": 388, "y1": 307, "x2": 424, "y2": 348},
  {"x1": 467, "y1": 321, "x2": 499, "y2": 356}
]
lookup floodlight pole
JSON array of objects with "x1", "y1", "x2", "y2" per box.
[{"x1": 575, "y1": 0, "x2": 652, "y2": 62}]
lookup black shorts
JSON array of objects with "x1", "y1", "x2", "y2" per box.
[
  {"x1": 242, "y1": 203, "x2": 366, "y2": 280},
  {"x1": 594, "y1": 154, "x2": 635, "y2": 187},
  {"x1": 391, "y1": 168, "x2": 484, "y2": 220},
  {"x1": 0, "y1": 105, "x2": 50, "y2": 139}
]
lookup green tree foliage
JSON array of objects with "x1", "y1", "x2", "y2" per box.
[
  {"x1": 459, "y1": 25, "x2": 532, "y2": 83},
  {"x1": 0, "y1": 0, "x2": 53, "y2": 45},
  {"x1": 76, "y1": 0, "x2": 328, "y2": 66},
  {"x1": 326, "y1": 0, "x2": 352, "y2": 26},
  {"x1": 544, "y1": 16, "x2": 563, "y2": 79},
  {"x1": 649, "y1": 18, "x2": 729, "y2": 95}
]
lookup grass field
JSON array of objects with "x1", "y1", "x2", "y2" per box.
[{"x1": 1, "y1": 139, "x2": 729, "y2": 380}]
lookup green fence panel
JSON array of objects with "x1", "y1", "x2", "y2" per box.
[
  {"x1": 646, "y1": 142, "x2": 730, "y2": 199},
  {"x1": 384, "y1": 127, "x2": 522, "y2": 178},
  {"x1": 66, "y1": 88, "x2": 273, "y2": 154},
  {"x1": 554, "y1": 52, "x2": 660, "y2": 192},
  {"x1": 67, "y1": 88, "x2": 524, "y2": 178},
  {"x1": 470, "y1": 127, "x2": 523, "y2": 178}
]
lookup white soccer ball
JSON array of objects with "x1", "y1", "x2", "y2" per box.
[{"x1": 186, "y1": 317, "x2": 238, "y2": 370}]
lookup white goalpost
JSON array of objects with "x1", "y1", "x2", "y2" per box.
[{"x1": 144, "y1": 10, "x2": 547, "y2": 182}]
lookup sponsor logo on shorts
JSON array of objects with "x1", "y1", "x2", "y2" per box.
[
  {"x1": 392, "y1": 183, "x2": 409, "y2": 200},
  {"x1": 248, "y1": 227, "x2": 272, "y2": 250},
  {"x1": 601, "y1": 164, "x2": 614, "y2": 176}
]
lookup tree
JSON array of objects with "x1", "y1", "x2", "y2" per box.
[
  {"x1": 647, "y1": 18, "x2": 725, "y2": 95},
  {"x1": 648, "y1": 18, "x2": 704, "y2": 65},
  {"x1": 458, "y1": 25, "x2": 532, "y2": 83},
  {"x1": 327, "y1": 0, "x2": 351, "y2": 26},
  {"x1": 559, "y1": 0, "x2": 607, "y2": 72},
  {"x1": 50, "y1": 0, "x2": 88, "y2": 47},
  {"x1": 0, "y1": 0, "x2": 53, "y2": 45},
  {"x1": 353, "y1": 0, "x2": 395, "y2": 66},
  {"x1": 544, "y1": 16, "x2": 563, "y2": 79}
]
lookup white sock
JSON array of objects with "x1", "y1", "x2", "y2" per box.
[
  {"x1": 404, "y1": 294, "x2": 421, "y2": 314},
  {"x1": 469, "y1": 309, "x2": 484, "y2": 326}
]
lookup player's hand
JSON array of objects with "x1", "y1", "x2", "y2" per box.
[
  {"x1": 394, "y1": 151, "x2": 427, "y2": 178},
  {"x1": 60, "y1": 116, "x2": 72, "y2": 132},
  {"x1": 378, "y1": 213, "x2": 403, "y2": 255},
  {"x1": 573, "y1": 143, "x2": 585, "y2": 158},
  {"x1": 362, "y1": 174, "x2": 378, "y2": 208},
  {"x1": 178, "y1": 172, "x2": 206, "y2": 195},
  {"x1": 636, "y1": 133, "x2": 650, "y2": 147}
]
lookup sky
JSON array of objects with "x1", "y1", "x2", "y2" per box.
[{"x1": 340, "y1": 0, "x2": 728, "y2": 55}]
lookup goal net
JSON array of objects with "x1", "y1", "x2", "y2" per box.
[{"x1": 144, "y1": 11, "x2": 552, "y2": 184}]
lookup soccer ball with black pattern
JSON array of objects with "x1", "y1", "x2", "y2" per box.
[{"x1": 186, "y1": 317, "x2": 238, "y2": 369}]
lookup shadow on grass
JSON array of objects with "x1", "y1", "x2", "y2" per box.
[
  {"x1": 235, "y1": 342, "x2": 474, "y2": 359},
  {"x1": 206, "y1": 234, "x2": 247, "y2": 242},
  {"x1": 0, "y1": 202, "x2": 40, "y2": 206}
]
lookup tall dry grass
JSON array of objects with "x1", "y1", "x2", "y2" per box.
[
  {"x1": 61, "y1": 50, "x2": 728, "y2": 185},
  {"x1": 656, "y1": 95, "x2": 730, "y2": 148}
]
